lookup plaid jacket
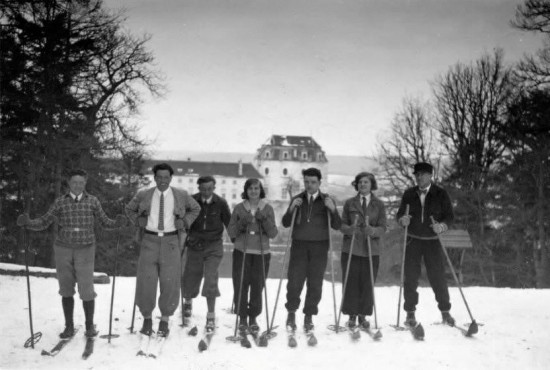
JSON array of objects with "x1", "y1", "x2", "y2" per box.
[{"x1": 26, "y1": 192, "x2": 117, "y2": 247}]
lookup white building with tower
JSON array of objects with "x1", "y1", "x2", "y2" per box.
[{"x1": 254, "y1": 135, "x2": 328, "y2": 201}]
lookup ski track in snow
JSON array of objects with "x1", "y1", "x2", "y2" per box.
[{"x1": 1, "y1": 265, "x2": 549, "y2": 370}]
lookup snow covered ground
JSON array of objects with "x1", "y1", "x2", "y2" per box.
[{"x1": 1, "y1": 263, "x2": 549, "y2": 370}]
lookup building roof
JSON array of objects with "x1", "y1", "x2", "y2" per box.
[
  {"x1": 265, "y1": 135, "x2": 322, "y2": 148},
  {"x1": 143, "y1": 160, "x2": 262, "y2": 179}
]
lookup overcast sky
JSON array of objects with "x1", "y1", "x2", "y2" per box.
[{"x1": 104, "y1": 0, "x2": 543, "y2": 157}]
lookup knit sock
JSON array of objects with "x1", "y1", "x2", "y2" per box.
[{"x1": 62, "y1": 297, "x2": 74, "y2": 328}]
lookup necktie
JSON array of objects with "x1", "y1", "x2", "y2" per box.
[
  {"x1": 158, "y1": 192, "x2": 164, "y2": 231},
  {"x1": 74, "y1": 195, "x2": 79, "y2": 203},
  {"x1": 362, "y1": 196, "x2": 367, "y2": 215}
]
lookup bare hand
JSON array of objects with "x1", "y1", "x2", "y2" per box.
[
  {"x1": 290, "y1": 198, "x2": 303, "y2": 210},
  {"x1": 324, "y1": 197, "x2": 336, "y2": 212},
  {"x1": 399, "y1": 215, "x2": 411, "y2": 227},
  {"x1": 17, "y1": 214, "x2": 30, "y2": 227}
]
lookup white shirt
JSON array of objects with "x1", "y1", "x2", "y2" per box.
[
  {"x1": 361, "y1": 193, "x2": 371, "y2": 208},
  {"x1": 307, "y1": 191, "x2": 319, "y2": 203},
  {"x1": 419, "y1": 184, "x2": 431, "y2": 207},
  {"x1": 202, "y1": 196, "x2": 213, "y2": 204},
  {"x1": 147, "y1": 187, "x2": 176, "y2": 232},
  {"x1": 70, "y1": 192, "x2": 82, "y2": 202}
]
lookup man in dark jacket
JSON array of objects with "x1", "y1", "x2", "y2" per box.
[
  {"x1": 182, "y1": 175, "x2": 231, "y2": 331},
  {"x1": 395, "y1": 162, "x2": 455, "y2": 327},
  {"x1": 282, "y1": 167, "x2": 341, "y2": 331}
]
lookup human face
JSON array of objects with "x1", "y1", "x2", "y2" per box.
[
  {"x1": 68, "y1": 175, "x2": 87, "y2": 196},
  {"x1": 247, "y1": 182, "x2": 261, "y2": 201},
  {"x1": 198, "y1": 181, "x2": 215, "y2": 200},
  {"x1": 303, "y1": 175, "x2": 321, "y2": 195},
  {"x1": 414, "y1": 172, "x2": 432, "y2": 189},
  {"x1": 357, "y1": 176, "x2": 372, "y2": 196},
  {"x1": 154, "y1": 169, "x2": 172, "y2": 192}
]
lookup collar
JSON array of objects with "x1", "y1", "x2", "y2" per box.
[
  {"x1": 202, "y1": 195, "x2": 214, "y2": 204},
  {"x1": 418, "y1": 183, "x2": 432, "y2": 194},
  {"x1": 358, "y1": 193, "x2": 371, "y2": 203},
  {"x1": 68, "y1": 192, "x2": 85, "y2": 200},
  {"x1": 306, "y1": 191, "x2": 319, "y2": 201},
  {"x1": 154, "y1": 187, "x2": 173, "y2": 197},
  {"x1": 243, "y1": 199, "x2": 268, "y2": 212}
]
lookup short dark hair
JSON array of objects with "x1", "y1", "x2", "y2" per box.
[
  {"x1": 152, "y1": 163, "x2": 174, "y2": 176},
  {"x1": 68, "y1": 169, "x2": 88, "y2": 179},
  {"x1": 352, "y1": 172, "x2": 378, "y2": 191},
  {"x1": 302, "y1": 167, "x2": 322, "y2": 180},
  {"x1": 197, "y1": 175, "x2": 216, "y2": 185},
  {"x1": 241, "y1": 178, "x2": 266, "y2": 200}
]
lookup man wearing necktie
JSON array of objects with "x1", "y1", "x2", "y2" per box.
[
  {"x1": 16, "y1": 169, "x2": 127, "y2": 339},
  {"x1": 282, "y1": 167, "x2": 341, "y2": 331},
  {"x1": 126, "y1": 163, "x2": 200, "y2": 337},
  {"x1": 396, "y1": 162, "x2": 455, "y2": 327},
  {"x1": 339, "y1": 172, "x2": 387, "y2": 329}
]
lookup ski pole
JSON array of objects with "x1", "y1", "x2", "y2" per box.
[
  {"x1": 22, "y1": 227, "x2": 42, "y2": 348},
  {"x1": 101, "y1": 211, "x2": 124, "y2": 342},
  {"x1": 179, "y1": 234, "x2": 189, "y2": 327},
  {"x1": 330, "y1": 214, "x2": 359, "y2": 332},
  {"x1": 430, "y1": 216, "x2": 478, "y2": 336},
  {"x1": 257, "y1": 223, "x2": 271, "y2": 346},
  {"x1": 366, "y1": 216, "x2": 382, "y2": 338},
  {"x1": 227, "y1": 223, "x2": 250, "y2": 342},
  {"x1": 268, "y1": 207, "x2": 296, "y2": 335},
  {"x1": 395, "y1": 204, "x2": 409, "y2": 327},
  {"x1": 327, "y1": 211, "x2": 339, "y2": 331}
]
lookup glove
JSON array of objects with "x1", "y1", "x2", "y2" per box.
[
  {"x1": 255, "y1": 211, "x2": 267, "y2": 223},
  {"x1": 399, "y1": 215, "x2": 411, "y2": 227},
  {"x1": 431, "y1": 222, "x2": 447, "y2": 234},
  {"x1": 238, "y1": 213, "x2": 253, "y2": 231},
  {"x1": 290, "y1": 198, "x2": 303, "y2": 211},
  {"x1": 137, "y1": 216, "x2": 148, "y2": 228},
  {"x1": 175, "y1": 218, "x2": 187, "y2": 230},
  {"x1": 115, "y1": 214, "x2": 127, "y2": 227},
  {"x1": 364, "y1": 225, "x2": 376, "y2": 236},
  {"x1": 324, "y1": 197, "x2": 336, "y2": 212},
  {"x1": 17, "y1": 214, "x2": 30, "y2": 227}
]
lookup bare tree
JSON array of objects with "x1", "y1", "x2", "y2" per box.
[
  {"x1": 378, "y1": 96, "x2": 440, "y2": 194},
  {"x1": 432, "y1": 49, "x2": 517, "y2": 285}
]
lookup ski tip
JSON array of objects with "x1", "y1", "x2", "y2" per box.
[
  {"x1": 188, "y1": 326, "x2": 198, "y2": 336},
  {"x1": 259, "y1": 335, "x2": 269, "y2": 347},
  {"x1": 307, "y1": 336, "x2": 318, "y2": 346},
  {"x1": 148, "y1": 353, "x2": 157, "y2": 359},
  {"x1": 288, "y1": 339, "x2": 297, "y2": 348},
  {"x1": 41, "y1": 350, "x2": 51, "y2": 356},
  {"x1": 413, "y1": 323, "x2": 425, "y2": 340},
  {"x1": 466, "y1": 322, "x2": 479, "y2": 337},
  {"x1": 198, "y1": 340, "x2": 208, "y2": 352},
  {"x1": 373, "y1": 330, "x2": 383, "y2": 340}
]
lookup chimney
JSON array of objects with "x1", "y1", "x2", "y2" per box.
[{"x1": 238, "y1": 160, "x2": 243, "y2": 176}]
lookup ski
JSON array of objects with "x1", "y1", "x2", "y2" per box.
[
  {"x1": 198, "y1": 326, "x2": 215, "y2": 352},
  {"x1": 82, "y1": 337, "x2": 95, "y2": 360},
  {"x1": 249, "y1": 325, "x2": 268, "y2": 347},
  {"x1": 434, "y1": 321, "x2": 478, "y2": 337},
  {"x1": 239, "y1": 326, "x2": 252, "y2": 348},
  {"x1": 361, "y1": 326, "x2": 382, "y2": 341},
  {"x1": 348, "y1": 326, "x2": 361, "y2": 341},
  {"x1": 287, "y1": 325, "x2": 297, "y2": 348},
  {"x1": 41, "y1": 328, "x2": 80, "y2": 357},
  {"x1": 148, "y1": 335, "x2": 167, "y2": 359},
  {"x1": 136, "y1": 333, "x2": 151, "y2": 357},
  {"x1": 304, "y1": 327, "x2": 317, "y2": 346}
]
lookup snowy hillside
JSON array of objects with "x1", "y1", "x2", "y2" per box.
[{"x1": 1, "y1": 263, "x2": 549, "y2": 370}]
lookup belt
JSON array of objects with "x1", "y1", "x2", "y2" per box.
[
  {"x1": 63, "y1": 227, "x2": 92, "y2": 232},
  {"x1": 144, "y1": 230, "x2": 178, "y2": 237},
  {"x1": 248, "y1": 231, "x2": 257, "y2": 235}
]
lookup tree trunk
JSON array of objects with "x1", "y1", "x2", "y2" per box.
[{"x1": 534, "y1": 161, "x2": 550, "y2": 288}]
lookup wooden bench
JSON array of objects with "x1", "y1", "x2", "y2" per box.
[{"x1": 438, "y1": 229, "x2": 473, "y2": 284}]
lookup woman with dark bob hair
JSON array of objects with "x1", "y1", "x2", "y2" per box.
[
  {"x1": 339, "y1": 172, "x2": 387, "y2": 330},
  {"x1": 227, "y1": 178, "x2": 278, "y2": 334}
]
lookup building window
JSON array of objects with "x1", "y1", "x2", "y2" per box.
[
  {"x1": 178, "y1": 178, "x2": 182, "y2": 183},
  {"x1": 283, "y1": 152, "x2": 289, "y2": 159},
  {"x1": 265, "y1": 151, "x2": 270, "y2": 159},
  {"x1": 232, "y1": 194, "x2": 237, "y2": 199},
  {"x1": 188, "y1": 188, "x2": 193, "y2": 193},
  {"x1": 293, "y1": 149, "x2": 297, "y2": 157},
  {"x1": 233, "y1": 180, "x2": 237, "y2": 185},
  {"x1": 189, "y1": 178, "x2": 193, "y2": 183},
  {"x1": 317, "y1": 153, "x2": 323, "y2": 161},
  {"x1": 265, "y1": 167, "x2": 269, "y2": 175},
  {"x1": 281, "y1": 187, "x2": 287, "y2": 199},
  {"x1": 302, "y1": 152, "x2": 308, "y2": 160},
  {"x1": 222, "y1": 193, "x2": 226, "y2": 199},
  {"x1": 177, "y1": 168, "x2": 183, "y2": 173},
  {"x1": 283, "y1": 168, "x2": 288, "y2": 176},
  {"x1": 222, "y1": 179, "x2": 226, "y2": 184}
]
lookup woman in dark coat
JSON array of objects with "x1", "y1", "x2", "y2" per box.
[{"x1": 339, "y1": 172, "x2": 387, "y2": 329}]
